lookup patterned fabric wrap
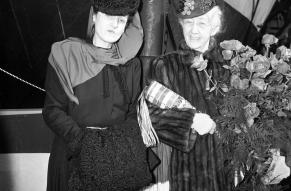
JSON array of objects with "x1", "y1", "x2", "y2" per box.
[{"x1": 137, "y1": 81, "x2": 196, "y2": 147}]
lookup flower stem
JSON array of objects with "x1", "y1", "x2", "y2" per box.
[
  {"x1": 249, "y1": 72, "x2": 253, "y2": 81},
  {"x1": 203, "y1": 69, "x2": 225, "y2": 96},
  {"x1": 265, "y1": 45, "x2": 270, "y2": 57}
]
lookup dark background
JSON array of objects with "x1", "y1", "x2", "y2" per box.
[{"x1": 0, "y1": 0, "x2": 91, "y2": 108}]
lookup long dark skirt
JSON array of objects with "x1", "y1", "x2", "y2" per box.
[{"x1": 47, "y1": 123, "x2": 152, "y2": 191}]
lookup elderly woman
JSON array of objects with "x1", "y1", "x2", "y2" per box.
[
  {"x1": 141, "y1": 0, "x2": 229, "y2": 190},
  {"x1": 42, "y1": 0, "x2": 153, "y2": 190}
]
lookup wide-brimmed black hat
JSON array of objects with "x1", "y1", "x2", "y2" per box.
[
  {"x1": 171, "y1": 0, "x2": 224, "y2": 19},
  {"x1": 92, "y1": 0, "x2": 140, "y2": 16}
]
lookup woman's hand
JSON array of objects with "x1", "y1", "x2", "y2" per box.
[{"x1": 191, "y1": 113, "x2": 216, "y2": 135}]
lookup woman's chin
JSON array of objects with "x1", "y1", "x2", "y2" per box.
[
  {"x1": 103, "y1": 35, "x2": 122, "y2": 44},
  {"x1": 188, "y1": 44, "x2": 209, "y2": 52}
]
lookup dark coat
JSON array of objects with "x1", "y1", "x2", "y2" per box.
[
  {"x1": 42, "y1": 40, "x2": 152, "y2": 191},
  {"x1": 147, "y1": 47, "x2": 231, "y2": 191}
]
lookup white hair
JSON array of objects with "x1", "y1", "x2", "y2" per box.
[{"x1": 206, "y1": 6, "x2": 223, "y2": 36}]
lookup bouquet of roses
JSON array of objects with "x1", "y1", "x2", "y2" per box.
[{"x1": 209, "y1": 34, "x2": 291, "y2": 190}]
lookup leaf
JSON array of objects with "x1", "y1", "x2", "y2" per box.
[
  {"x1": 268, "y1": 73, "x2": 283, "y2": 83},
  {"x1": 267, "y1": 84, "x2": 285, "y2": 93},
  {"x1": 230, "y1": 56, "x2": 242, "y2": 67},
  {"x1": 277, "y1": 110, "x2": 287, "y2": 117}
]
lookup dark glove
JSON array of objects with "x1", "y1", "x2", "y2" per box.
[{"x1": 148, "y1": 102, "x2": 197, "y2": 152}]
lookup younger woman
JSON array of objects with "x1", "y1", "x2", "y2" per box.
[{"x1": 43, "y1": 0, "x2": 152, "y2": 190}]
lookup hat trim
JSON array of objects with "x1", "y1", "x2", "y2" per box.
[{"x1": 173, "y1": 0, "x2": 218, "y2": 19}]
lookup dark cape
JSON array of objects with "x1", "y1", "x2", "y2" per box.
[{"x1": 146, "y1": 47, "x2": 231, "y2": 191}]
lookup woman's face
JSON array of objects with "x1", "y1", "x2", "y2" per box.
[
  {"x1": 180, "y1": 13, "x2": 212, "y2": 52},
  {"x1": 93, "y1": 12, "x2": 128, "y2": 48}
]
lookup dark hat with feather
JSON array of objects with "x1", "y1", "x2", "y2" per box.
[{"x1": 92, "y1": 0, "x2": 140, "y2": 16}]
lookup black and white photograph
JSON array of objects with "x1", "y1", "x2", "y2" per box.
[{"x1": 0, "y1": 0, "x2": 291, "y2": 190}]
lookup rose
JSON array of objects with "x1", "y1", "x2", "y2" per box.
[
  {"x1": 251, "y1": 78, "x2": 268, "y2": 91},
  {"x1": 246, "y1": 56, "x2": 271, "y2": 79},
  {"x1": 246, "y1": 55, "x2": 270, "y2": 75},
  {"x1": 222, "y1": 50, "x2": 233, "y2": 60},
  {"x1": 245, "y1": 61, "x2": 255, "y2": 72},
  {"x1": 241, "y1": 46, "x2": 257, "y2": 58},
  {"x1": 190, "y1": 55, "x2": 208, "y2": 71},
  {"x1": 261, "y1": 34, "x2": 278, "y2": 46},
  {"x1": 271, "y1": 55, "x2": 290, "y2": 74},
  {"x1": 244, "y1": 102, "x2": 260, "y2": 120},
  {"x1": 230, "y1": 74, "x2": 240, "y2": 88},
  {"x1": 253, "y1": 55, "x2": 270, "y2": 71},
  {"x1": 191, "y1": 59, "x2": 208, "y2": 71},
  {"x1": 239, "y1": 79, "x2": 249, "y2": 90},
  {"x1": 246, "y1": 61, "x2": 270, "y2": 73},
  {"x1": 277, "y1": 60, "x2": 290, "y2": 74},
  {"x1": 230, "y1": 75, "x2": 249, "y2": 90},
  {"x1": 276, "y1": 45, "x2": 291, "y2": 60},
  {"x1": 253, "y1": 55, "x2": 270, "y2": 65},
  {"x1": 220, "y1": 40, "x2": 244, "y2": 51}
]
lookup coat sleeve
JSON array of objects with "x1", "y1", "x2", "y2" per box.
[
  {"x1": 42, "y1": 64, "x2": 83, "y2": 157},
  {"x1": 110, "y1": 58, "x2": 160, "y2": 171},
  {"x1": 126, "y1": 58, "x2": 142, "y2": 121},
  {"x1": 147, "y1": 56, "x2": 197, "y2": 152}
]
